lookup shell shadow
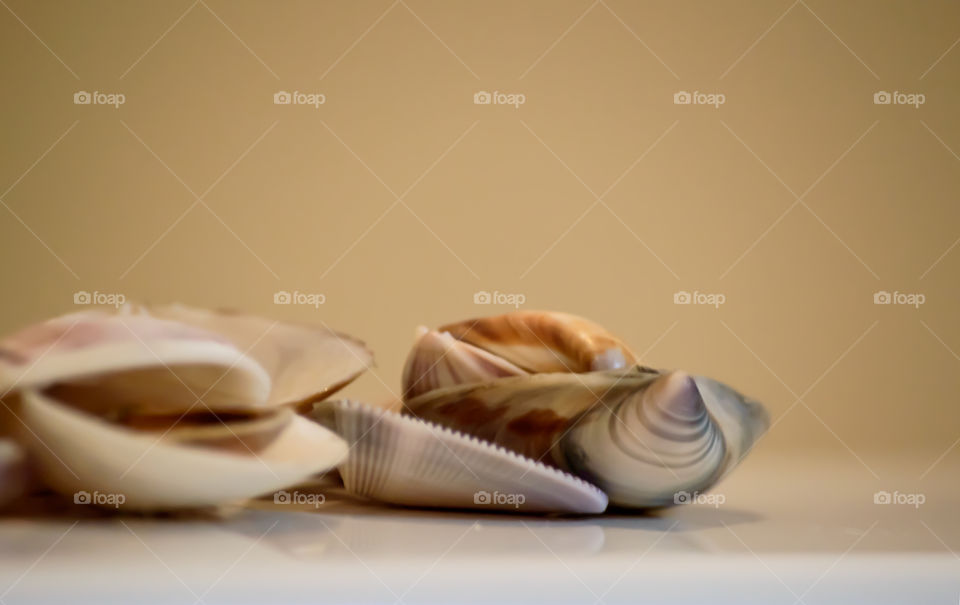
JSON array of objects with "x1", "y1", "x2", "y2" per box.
[{"x1": 599, "y1": 505, "x2": 764, "y2": 532}]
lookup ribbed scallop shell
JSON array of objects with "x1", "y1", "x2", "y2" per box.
[{"x1": 320, "y1": 400, "x2": 608, "y2": 514}]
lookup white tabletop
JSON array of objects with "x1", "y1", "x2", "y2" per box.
[{"x1": 1, "y1": 453, "x2": 956, "y2": 604}]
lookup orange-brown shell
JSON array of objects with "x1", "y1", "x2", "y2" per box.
[{"x1": 438, "y1": 311, "x2": 637, "y2": 374}]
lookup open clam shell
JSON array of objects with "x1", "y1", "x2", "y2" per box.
[
  {"x1": 402, "y1": 327, "x2": 528, "y2": 399},
  {"x1": 319, "y1": 400, "x2": 608, "y2": 514},
  {"x1": 131, "y1": 304, "x2": 373, "y2": 409},
  {"x1": 0, "y1": 311, "x2": 271, "y2": 414},
  {"x1": 0, "y1": 304, "x2": 371, "y2": 510},
  {"x1": 18, "y1": 388, "x2": 348, "y2": 510}
]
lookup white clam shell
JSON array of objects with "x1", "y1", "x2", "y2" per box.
[
  {"x1": 323, "y1": 400, "x2": 608, "y2": 514},
  {"x1": 0, "y1": 304, "x2": 372, "y2": 510},
  {"x1": 560, "y1": 372, "x2": 743, "y2": 507},
  {"x1": 18, "y1": 388, "x2": 348, "y2": 510},
  {"x1": 0, "y1": 312, "x2": 271, "y2": 413}
]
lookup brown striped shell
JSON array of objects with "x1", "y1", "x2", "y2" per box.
[{"x1": 401, "y1": 311, "x2": 769, "y2": 508}]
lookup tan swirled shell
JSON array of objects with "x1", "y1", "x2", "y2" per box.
[
  {"x1": 401, "y1": 310, "x2": 636, "y2": 399},
  {"x1": 437, "y1": 311, "x2": 637, "y2": 374}
]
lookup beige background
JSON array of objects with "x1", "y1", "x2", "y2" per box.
[{"x1": 0, "y1": 1, "x2": 957, "y2": 481}]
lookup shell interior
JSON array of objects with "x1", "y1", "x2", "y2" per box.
[
  {"x1": 0, "y1": 312, "x2": 272, "y2": 414},
  {"x1": 18, "y1": 388, "x2": 348, "y2": 510},
  {"x1": 134, "y1": 304, "x2": 373, "y2": 408}
]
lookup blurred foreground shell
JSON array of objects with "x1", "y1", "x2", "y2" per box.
[
  {"x1": 0, "y1": 304, "x2": 372, "y2": 511},
  {"x1": 313, "y1": 399, "x2": 608, "y2": 514},
  {"x1": 402, "y1": 311, "x2": 769, "y2": 508},
  {"x1": 0, "y1": 439, "x2": 28, "y2": 508}
]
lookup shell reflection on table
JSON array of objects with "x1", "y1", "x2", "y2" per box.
[{"x1": 0, "y1": 452, "x2": 956, "y2": 604}]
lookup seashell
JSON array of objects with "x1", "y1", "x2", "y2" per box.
[
  {"x1": 316, "y1": 399, "x2": 608, "y2": 514},
  {"x1": 402, "y1": 327, "x2": 528, "y2": 400},
  {"x1": 402, "y1": 311, "x2": 768, "y2": 508},
  {"x1": 401, "y1": 310, "x2": 636, "y2": 399},
  {"x1": 122, "y1": 303, "x2": 374, "y2": 409},
  {"x1": 0, "y1": 304, "x2": 369, "y2": 510},
  {"x1": 436, "y1": 311, "x2": 637, "y2": 374},
  {"x1": 0, "y1": 438, "x2": 28, "y2": 508},
  {"x1": 18, "y1": 388, "x2": 347, "y2": 510},
  {"x1": 0, "y1": 311, "x2": 272, "y2": 414}
]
